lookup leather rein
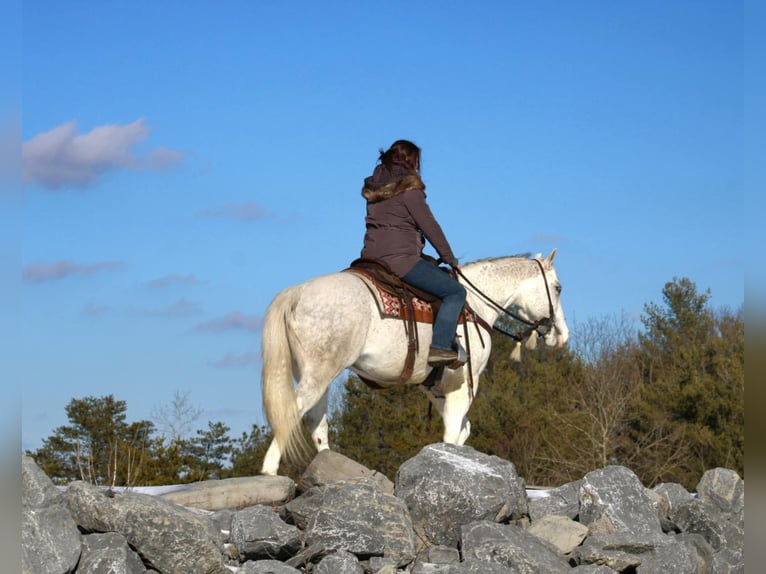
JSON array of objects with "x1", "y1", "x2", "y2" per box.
[{"x1": 454, "y1": 258, "x2": 556, "y2": 343}]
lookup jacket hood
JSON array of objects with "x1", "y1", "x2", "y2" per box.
[{"x1": 361, "y1": 164, "x2": 425, "y2": 203}]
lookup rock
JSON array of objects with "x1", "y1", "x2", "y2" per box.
[
  {"x1": 460, "y1": 520, "x2": 570, "y2": 573},
  {"x1": 64, "y1": 480, "x2": 228, "y2": 574},
  {"x1": 528, "y1": 480, "x2": 581, "y2": 521},
  {"x1": 696, "y1": 467, "x2": 744, "y2": 515},
  {"x1": 395, "y1": 443, "x2": 527, "y2": 552},
  {"x1": 570, "y1": 565, "x2": 619, "y2": 573},
  {"x1": 412, "y1": 561, "x2": 514, "y2": 573},
  {"x1": 159, "y1": 475, "x2": 296, "y2": 511},
  {"x1": 579, "y1": 465, "x2": 664, "y2": 539},
  {"x1": 230, "y1": 504, "x2": 301, "y2": 561},
  {"x1": 78, "y1": 532, "x2": 147, "y2": 574},
  {"x1": 569, "y1": 533, "x2": 650, "y2": 571},
  {"x1": 284, "y1": 477, "x2": 414, "y2": 565},
  {"x1": 670, "y1": 498, "x2": 739, "y2": 552},
  {"x1": 299, "y1": 450, "x2": 394, "y2": 495},
  {"x1": 21, "y1": 455, "x2": 82, "y2": 574},
  {"x1": 426, "y1": 545, "x2": 460, "y2": 564},
  {"x1": 570, "y1": 531, "x2": 715, "y2": 573},
  {"x1": 527, "y1": 514, "x2": 588, "y2": 554},
  {"x1": 652, "y1": 481, "x2": 694, "y2": 514},
  {"x1": 639, "y1": 533, "x2": 714, "y2": 574},
  {"x1": 239, "y1": 559, "x2": 302, "y2": 573},
  {"x1": 313, "y1": 549, "x2": 364, "y2": 574}
]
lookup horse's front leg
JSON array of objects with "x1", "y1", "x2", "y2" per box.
[{"x1": 424, "y1": 374, "x2": 474, "y2": 445}]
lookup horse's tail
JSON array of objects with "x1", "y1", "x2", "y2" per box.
[{"x1": 261, "y1": 285, "x2": 311, "y2": 468}]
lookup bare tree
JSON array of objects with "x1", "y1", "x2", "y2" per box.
[{"x1": 151, "y1": 390, "x2": 203, "y2": 442}]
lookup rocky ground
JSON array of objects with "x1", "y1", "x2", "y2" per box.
[{"x1": 22, "y1": 443, "x2": 744, "y2": 573}]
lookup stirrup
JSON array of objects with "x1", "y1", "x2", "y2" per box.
[{"x1": 447, "y1": 341, "x2": 468, "y2": 369}]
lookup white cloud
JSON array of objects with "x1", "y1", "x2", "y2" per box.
[{"x1": 22, "y1": 118, "x2": 184, "y2": 189}]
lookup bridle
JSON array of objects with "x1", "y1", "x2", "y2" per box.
[{"x1": 455, "y1": 258, "x2": 556, "y2": 344}]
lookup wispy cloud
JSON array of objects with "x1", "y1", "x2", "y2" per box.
[
  {"x1": 81, "y1": 301, "x2": 111, "y2": 317},
  {"x1": 211, "y1": 352, "x2": 261, "y2": 369},
  {"x1": 22, "y1": 260, "x2": 126, "y2": 283},
  {"x1": 147, "y1": 274, "x2": 203, "y2": 289},
  {"x1": 195, "y1": 312, "x2": 263, "y2": 333},
  {"x1": 148, "y1": 298, "x2": 204, "y2": 317},
  {"x1": 22, "y1": 118, "x2": 184, "y2": 189},
  {"x1": 196, "y1": 201, "x2": 269, "y2": 221}
]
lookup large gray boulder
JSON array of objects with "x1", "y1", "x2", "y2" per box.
[
  {"x1": 570, "y1": 532, "x2": 714, "y2": 573},
  {"x1": 395, "y1": 443, "x2": 527, "y2": 552},
  {"x1": 64, "y1": 480, "x2": 227, "y2": 574},
  {"x1": 460, "y1": 520, "x2": 570, "y2": 573},
  {"x1": 159, "y1": 475, "x2": 296, "y2": 511},
  {"x1": 230, "y1": 504, "x2": 301, "y2": 561},
  {"x1": 670, "y1": 498, "x2": 744, "y2": 553},
  {"x1": 284, "y1": 477, "x2": 414, "y2": 565},
  {"x1": 528, "y1": 480, "x2": 581, "y2": 522},
  {"x1": 239, "y1": 559, "x2": 301, "y2": 573},
  {"x1": 411, "y1": 560, "x2": 516, "y2": 573},
  {"x1": 579, "y1": 465, "x2": 664, "y2": 539},
  {"x1": 78, "y1": 532, "x2": 147, "y2": 574},
  {"x1": 696, "y1": 467, "x2": 744, "y2": 516},
  {"x1": 526, "y1": 514, "x2": 588, "y2": 554},
  {"x1": 313, "y1": 549, "x2": 365, "y2": 574},
  {"x1": 22, "y1": 455, "x2": 82, "y2": 574},
  {"x1": 652, "y1": 481, "x2": 694, "y2": 514},
  {"x1": 299, "y1": 449, "x2": 394, "y2": 495}
]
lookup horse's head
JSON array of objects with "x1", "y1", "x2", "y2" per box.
[{"x1": 528, "y1": 249, "x2": 569, "y2": 348}]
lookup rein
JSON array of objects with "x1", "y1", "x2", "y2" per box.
[{"x1": 455, "y1": 258, "x2": 555, "y2": 343}]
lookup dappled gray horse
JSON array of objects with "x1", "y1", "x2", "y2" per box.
[{"x1": 260, "y1": 250, "x2": 569, "y2": 475}]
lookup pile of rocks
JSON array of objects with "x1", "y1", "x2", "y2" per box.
[{"x1": 22, "y1": 443, "x2": 744, "y2": 573}]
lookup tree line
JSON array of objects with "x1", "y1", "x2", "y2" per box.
[{"x1": 27, "y1": 277, "x2": 744, "y2": 491}]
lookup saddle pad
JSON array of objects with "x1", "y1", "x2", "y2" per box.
[
  {"x1": 349, "y1": 269, "x2": 436, "y2": 323},
  {"x1": 348, "y1": 269, "x2": 478, "y2": 326},
  {"x1": 380, "y1": 290, "x2": 435, "y2": 324}
]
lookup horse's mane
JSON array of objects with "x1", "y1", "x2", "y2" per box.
[{"x1": 465, "y1": 253, "x2": 532, "y2": 265}]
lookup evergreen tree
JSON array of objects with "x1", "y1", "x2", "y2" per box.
[
  {"x1": 626, "y1": 278, "x2": 744, "y2": 488},
  {"x1": 28, "y1": 395, "x2": 155, "y2": 486},
  {"x1": 182, "y1": 421, "x2": 233, "y2": 481}
]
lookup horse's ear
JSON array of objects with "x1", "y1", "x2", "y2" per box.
[
  {"x1": 533, "y1": 252, "x2": 542, "y2": 260},
  {"x1": 546, "y1": 248, "x2": 558, "y2": 265}
]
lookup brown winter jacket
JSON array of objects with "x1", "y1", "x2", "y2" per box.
[{"x1": 360, "y1": 163, "x2": 457, "y2": 277}]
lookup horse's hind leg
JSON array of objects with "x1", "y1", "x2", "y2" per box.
[
  {"x1": 304, "y1": 389, "x2": 330, "y2": 453},
  {"x1": 261, "y1": 385, "x2": 329, "y2": 475},
  {"x1": 261, "y1": 438, "x2": 282, "y2": 476}
]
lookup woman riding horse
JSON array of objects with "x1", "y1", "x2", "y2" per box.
[{"x1": 360, "y1": 139, "x2": 466, "y2": 366}]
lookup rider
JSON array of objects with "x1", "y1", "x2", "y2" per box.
[{"x1": 360, "y1": 139, "x2": 467, "y2": 365}]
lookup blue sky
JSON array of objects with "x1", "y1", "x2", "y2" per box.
[{"x1": 18, "y1": 1, "x2": 744, "y2": 453}]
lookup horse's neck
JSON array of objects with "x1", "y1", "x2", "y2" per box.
[{"x1": 462, "y1": 258, "x2": 532, "y2": 323}]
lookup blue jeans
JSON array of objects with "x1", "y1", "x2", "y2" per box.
[{"x1": 402, "y1": 260, "x2": 467, "y2": 350}]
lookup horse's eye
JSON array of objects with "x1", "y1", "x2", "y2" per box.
[{"x1": 555, "y1": 284, "x2": 562, "y2": 294}]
